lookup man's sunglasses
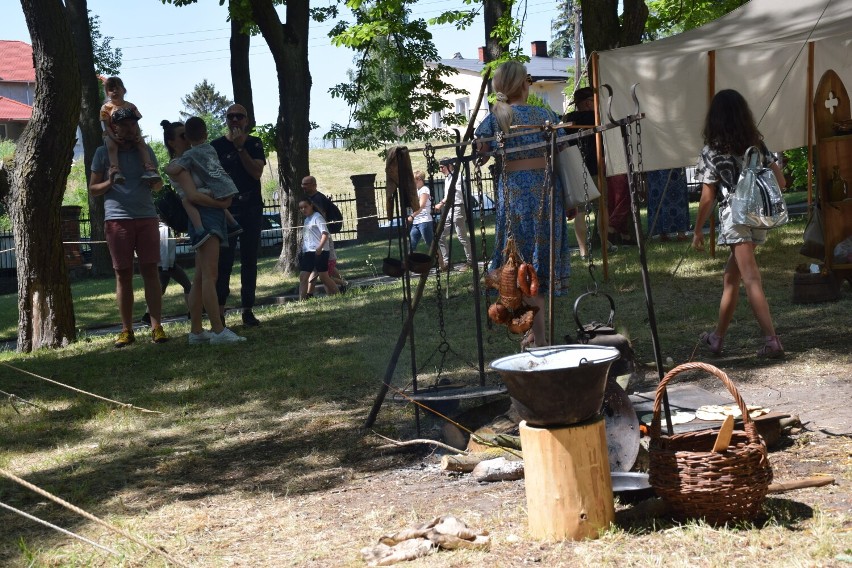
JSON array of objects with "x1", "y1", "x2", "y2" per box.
[{"x1": 227, "y1": 113, "x2": 246, "y2": 120}]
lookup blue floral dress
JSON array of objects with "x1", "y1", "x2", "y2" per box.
[
  {"x1": 646, "y1": 168, "x2": 690, "y2": 236},
  {"x1": 475, "y1": 105, "x2": 571, "y2": 294}
]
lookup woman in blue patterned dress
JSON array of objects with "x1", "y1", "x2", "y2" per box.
[{"x1": 475, "y1": 61, "x2": 571, "y2": 347}]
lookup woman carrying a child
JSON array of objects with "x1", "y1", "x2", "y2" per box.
[{"x1": 161, "y1": 120, "x2": 247, "y2": 345}]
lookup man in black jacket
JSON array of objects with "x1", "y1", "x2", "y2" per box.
[{"x1": 211, "y1": 104, "x2": 267, "y2": 327}]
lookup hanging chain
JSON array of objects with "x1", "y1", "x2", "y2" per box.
[
  {"x1": 424, "y1": 143, "x2": 439, "y2": 177},
  {"x1": 540, "y1": 124, "x2": 554, "y2": 242},
  {"x1": 576, "y1": 137, "x2": 593, "y2": 253},
  {"x1": 428, "y1": 136, "x2": 447, "y2": 369},
  {"x1": 473, "y1": 158, "x2": 495, "y2": 331},
  {"x1": 432, "y1": 252, "x2": 450, "y2": 381},
  {"x1": 625, "y1": 122, "x2": 643, "y2": 233},
  {"x1": 635, "y1": 118, "x2": 646, "y2": 203},
  {"x1": 473, "y1": 158, "x2": 489, "y2": 272},
  {"x1": 576, "y1": 135, "x2": 599, "y2": 289},
  {"x1": 497, "y1": 131, "x2": 512, "y2": 258}
]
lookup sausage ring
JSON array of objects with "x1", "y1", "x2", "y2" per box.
[
  {"x1": 517, "y1": 263, "x2": 532, "y2": 296},
  {"x1": 527, "y1": 267, "x2": 540, "y2": 296}
]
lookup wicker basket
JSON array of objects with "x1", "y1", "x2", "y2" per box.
[{"x1": 648, "y1": 362, "x2": 773, "y2": 524}]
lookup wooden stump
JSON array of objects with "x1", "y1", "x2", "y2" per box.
[{"x1": 519, "y1": 417, "x2": 614, "y2": 541}]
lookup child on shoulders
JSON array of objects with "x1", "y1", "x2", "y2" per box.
[
  {"x1": 100, "y1": 76, "x2": 160, "y2": 184},
  {"x1": 165, "y1": 116, "x2": 243, "y2": 249}
]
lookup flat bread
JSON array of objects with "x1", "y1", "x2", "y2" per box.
[
  {"x1": 640, "y1": 410, "x2": 695, "y2": 425},
  {"x1": 695, "y1": 404, "x2": 770, "y2": 421}
]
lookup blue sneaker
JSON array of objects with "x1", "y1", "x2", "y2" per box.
[{"x1": 191, "y1": 229, "x2": 212, "y2": 250}]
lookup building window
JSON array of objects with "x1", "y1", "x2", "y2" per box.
[
  {"x1": 0, "y1": 124, "x2": 6, "y2": 139},
  {"x1": 455, "y1": 97, "x2": 470, "y2": 118},
  {"x1": 431, "y1": 111, "x2": 443, "y2": 128}
]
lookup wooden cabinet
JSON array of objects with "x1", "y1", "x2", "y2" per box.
[{"x1": 813, "y1": 70, "x2": 852, "y2": 272}]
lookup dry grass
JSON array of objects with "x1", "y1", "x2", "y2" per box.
[
  {"x1": 261, "y1": 146, "x2": 433, "y2": 200},
  {"x1": 1, "y1": 213, "x2": 850, "y2": 566}
]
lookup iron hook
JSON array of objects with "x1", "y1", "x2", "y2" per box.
[{"x1": 630, "y1": 83, "x2": 641, "y2": 116}]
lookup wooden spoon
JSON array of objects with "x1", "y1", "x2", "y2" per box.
[{"x1": 712, "y1": 415, "x2": 735, "y2": 452}]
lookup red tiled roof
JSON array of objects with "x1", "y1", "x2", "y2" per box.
[
  {"x1": 0, "y1": 96, "x2": 33, "y2": 121},
  {"x1": 0, "y1": 41, "x2": 35, "y2": 83}
]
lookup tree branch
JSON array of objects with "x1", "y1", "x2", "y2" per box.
[{"x1": 372, "y1": 432, "x2": 467, "y2": 454}]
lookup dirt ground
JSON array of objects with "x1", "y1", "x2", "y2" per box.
[
  {"x1": 4, "y1": 349, "x2": 850, "y2": 567},
  {"x1": 340, "y1": 354, "x2": 850, "y2": 564},
  {"x1": 190, "y1": 354, "x2": 850, "y2": 567}
]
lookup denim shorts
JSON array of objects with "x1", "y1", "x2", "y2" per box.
[
  {"x1": 189, "y1": 205, "x2": 229, "y2": 248},
  {"x1": 717, "y1": 205, "x2": 767, "y2": 246}
]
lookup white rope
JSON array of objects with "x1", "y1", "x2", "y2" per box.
[
  {"x1": 0, "y1": 361, "x2": 162, "y2": 415},
  {"x1": 0, "y1": 500, "x2": 121, "y2": 557},
  {"x1": 0, "y1": 214, "x2": 385, "y2": 254},
  {"x1": 0, "y1": 469, "x2": 188, "y2": 567}
]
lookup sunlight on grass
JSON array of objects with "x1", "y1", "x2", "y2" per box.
[{"x1": 0, "y1": 195, "x2": 849, "y2": 566}]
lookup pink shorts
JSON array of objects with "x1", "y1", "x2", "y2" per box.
[{"x1": 105, "y1": 218, "x2": 160, "y2": 270}]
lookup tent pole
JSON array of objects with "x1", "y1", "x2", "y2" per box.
[
  {"x1": 707, "y1": 50, "x2": 717, "y2": 260},
  {"x1": 590, "y1": 51, "x2": 609, "y2": 280},
  {"x1": 806, "y1": 42, "x2": 815, "y2": 208}
]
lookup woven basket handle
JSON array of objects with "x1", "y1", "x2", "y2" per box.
[{"x1": 649, "y1": 361, "x2": 761, "y2": 444}]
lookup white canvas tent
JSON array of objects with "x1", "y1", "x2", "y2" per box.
[{"x1": 594, "y1": 0, "x2": 852, "y2": 174}]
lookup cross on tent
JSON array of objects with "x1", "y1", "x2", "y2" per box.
[{"x1": 825, "y1": 90, "x2": 839, "y2": 114}]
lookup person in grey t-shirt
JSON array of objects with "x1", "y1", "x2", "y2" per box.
[{"x1": 89, "y1": 110, "x2": 169, "y2": 348}]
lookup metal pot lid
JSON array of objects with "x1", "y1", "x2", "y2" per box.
[
  {"x1": 603, "y1": 378, "x2": 641, "y2": 472},
  {"x1": 490, "y1": 345, "x2": 620, "y2": 372}
]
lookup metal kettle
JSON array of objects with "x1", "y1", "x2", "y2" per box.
[{"x1": 566, "y1": 291, "x2": 635, "y2": 377}]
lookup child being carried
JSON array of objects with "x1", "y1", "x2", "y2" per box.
[
  {"x1": 100, "y1": 76, "x2": 161, "y2": 184},
  {"x1": 166, "y1": 116, "x2": 243, "y2": 249}
]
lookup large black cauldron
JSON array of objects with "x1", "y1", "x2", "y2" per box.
[{"x1": 490, "y1": 345, "x2": 620, "y2": 427}]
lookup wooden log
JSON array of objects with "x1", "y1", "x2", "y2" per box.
[
  {"x1": 471, "y1": 457, "x2": 525, "y2": 482},
  {"x1": 441, "y1": 449, "x2": 523, "y2": 473},
  {"x1": 519, "y1": 417, "x2": 614, "y2": 541},
  {"x1": 441, "y1": 398, "x2": 513, "y2": 450},
  {"x1": 466, "y1": 405, "x2": 523, "y2": 452}
]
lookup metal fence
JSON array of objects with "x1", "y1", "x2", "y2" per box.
[
  {"x1": 0, "y1": 173, "x2": 498, "y2": 272},
  {"x1": 372, "y1": 173, "x2": 498, "y2": 223}
]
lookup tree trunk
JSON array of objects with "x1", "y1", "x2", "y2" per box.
[
  {"x1": 248, "y1": 0, "x2": 311, "y2": 274},
  {"x1": 14, "y1": 0, "x2": 81, "y2": 351},
  {"x1": 620, "y1": 0, "x2": 649, "y2": 48},
  {"x1": 229, "y1": 2, "x2": 256, "y2": 130},
  {"x1": 483, "y1": 0, "x2": 508, "y2": 64},
  {"x1": 580, "y1": 0, "x2": 647, "y2": 53},
  {"x1": 65, "y1": 0, "x2": 111, "y2": 277}
]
